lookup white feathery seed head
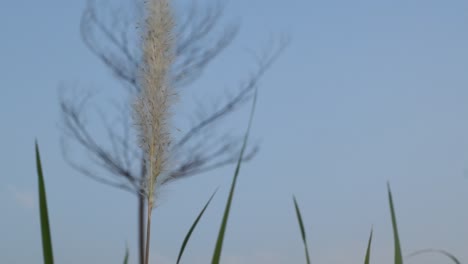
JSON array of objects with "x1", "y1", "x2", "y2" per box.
[{"x1": 133, "y1": 0, "x2": 175, "y2": 208}]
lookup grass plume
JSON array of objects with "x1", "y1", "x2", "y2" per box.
[{"x1": 133, "y1": 0, "x2": 175, "y2": 263}]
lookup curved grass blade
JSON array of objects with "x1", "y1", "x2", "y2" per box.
[
  {"x1": 36, "y1": 141, "x2": 54, "y2": 264},
  {"x1": 407, "y1": 249, "x2": 461, "y2": 264},
  {"x1": 387, "y1": 183, "x2": 403, "y2": 264},
  {"x1": 211, "y1": 89, "x2": 258, "y2": 264},
  {"x1": 122, "y1": 245, "x2": 129, "y2": 264},
  {"x1": 293, "y1": 196, "x2": 311, "y2": 264},
  {"x1": 177, "y1": 188, "x2": 218, "y2": 264},
  {"x1": 363, "y1": 229, "x2": 373, "y2": 264}
]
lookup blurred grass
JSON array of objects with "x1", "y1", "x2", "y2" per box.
[
  {"x1": 293, "y1": 196, "x2": 311, "y2": 264},
  {"x1": 407, "y1": 249, "x2": 461, "y2": 264},
  {"x1": 122, "y1": 247, "x2": 129, "y2": 264},
  {"x1": 363, "y1": 229, "x2": 373, "y2": 264},
  {"x1": 32, "y1": 142, "x2": 463, "y2": 264},
  {"x1": 32, "y1": 110, "x2": 463, "y2": 264}
]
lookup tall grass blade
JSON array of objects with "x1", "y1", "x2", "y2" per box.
[
  {"x1": 407, "y1": 249, "x2": 461, "y2": 264},
  {"x1": 177, "y1": 188, "x2": 218, "y2": 264},
  {"x1": 293, "y1": 196, "x2": 311, "y2": 264},
  {"x1": 35, "y1": 141, "x2": 54, "y2": 264},
  {"x1": 123, "y1": 247, "x2": 129, "y2": 264},
  {"x1": 363, "y1": 229, "x2": 373, "y2": 264},
  {"x1": 387, "y1": 183, "x2": 403, "y2": 264},
  {"x1": 210, "y1": 89, "x2": 258, "y2": 264}
]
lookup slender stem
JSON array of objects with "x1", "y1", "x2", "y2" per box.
[
  {"x1": 144, "y1": 202, "x2": 153, "y2": 264},
  {"x1": 138, "y1": 192, "x2": 146, "y2": 264}
]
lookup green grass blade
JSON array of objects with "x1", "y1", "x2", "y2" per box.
[
  {"x1": 36, "y1": 141, "x2": 54, "y2": 264},
  {"x1": 122, "y1": 246, "x2": 129, "y2": 264},
  {"x1": 387, "y1": 183, "x2": 403, "y2": 264},
  {"x1": 177, "y1": 188, "x2": 218, "y2": 264},
  {"x1": 211, "y1": 89, "x2": 258, "y2": 264},
  {"x1": 407, "y1": 249, "x2": 461, "y2": 264},
  {"x1": 293, "y1": 196, "x2": 311, "y2": 264},
  {"x1": 363, "y1": 229, "x2": 373, "y2": 264}
]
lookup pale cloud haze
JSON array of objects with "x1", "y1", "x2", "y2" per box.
[{"x1": 6, "y1": 184, "x2": 36, "y2": 210}]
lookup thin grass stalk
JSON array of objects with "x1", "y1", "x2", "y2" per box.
[
  {"x1": 138, "y1": 192, "x2": 146, "y2": 264},
  {"x1": 144, "y1": 206, "x2": 153, "y2": 264}
]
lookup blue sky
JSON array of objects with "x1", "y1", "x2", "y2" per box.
[{"x1": 2, "y1": 0, "x2": 468, "y2": 263}]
